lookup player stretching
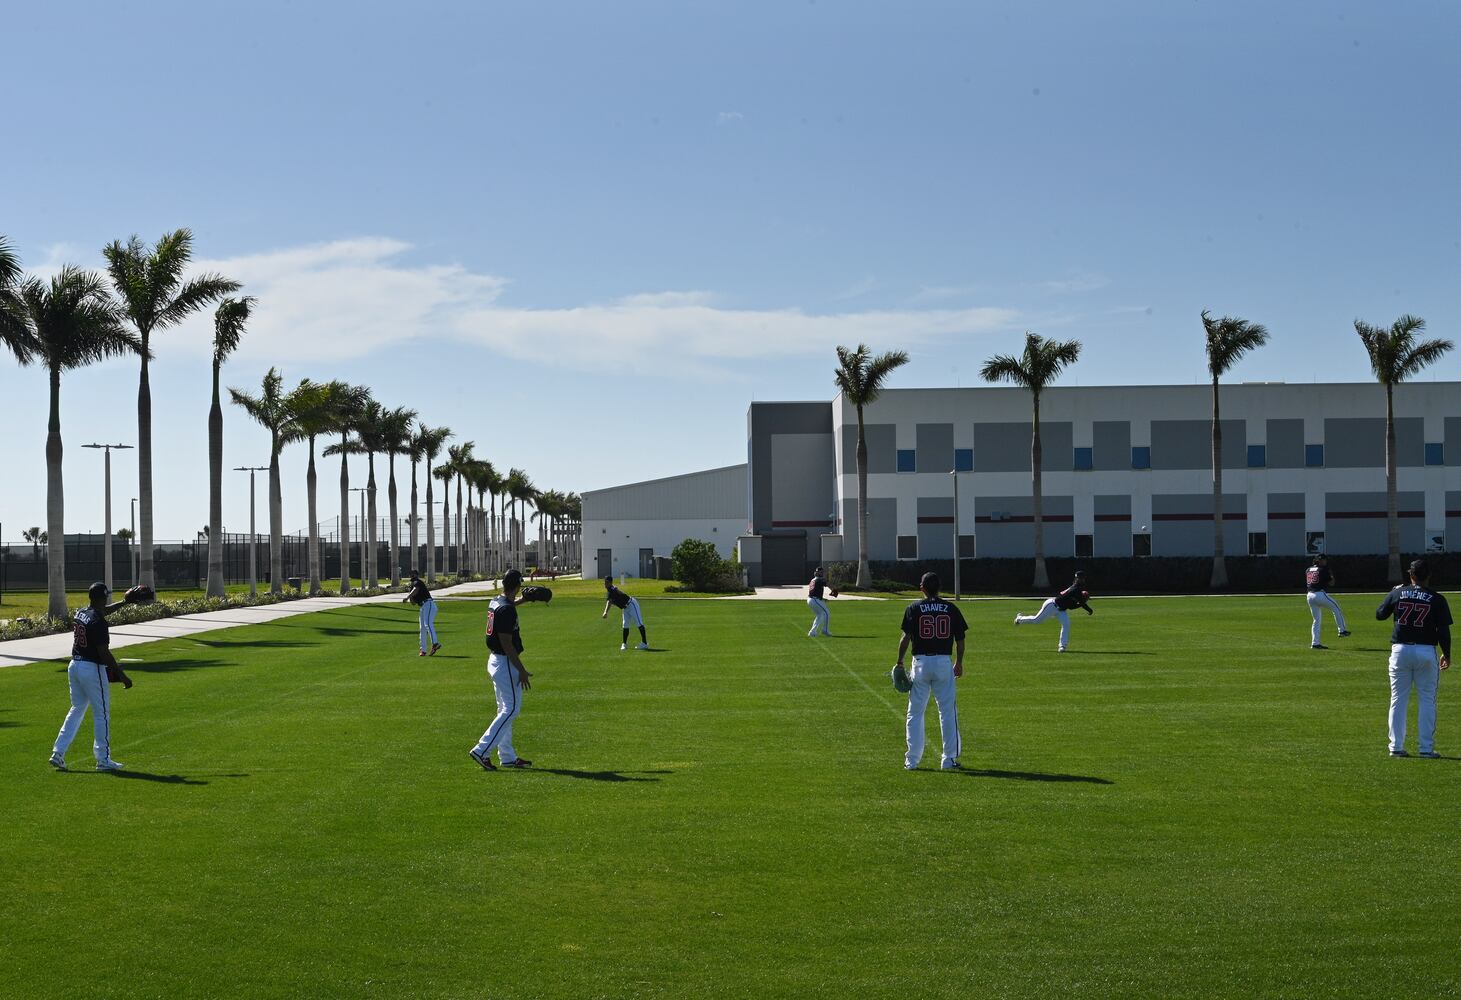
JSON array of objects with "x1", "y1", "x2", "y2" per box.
[
  {"x1": 1305, "y1": 553, "x2": 1350, "y2": 649},
  {"x1": 50, "y1": 582, "x2": 136, "y2": 772},
  {"x1": 1013, "y1": 570, "x2": 1092, "y2": 652},
  {"x1": 806, "y1": 566, "x2": 837, "y2": 637},
  {"x1": 469, "y1": 569, "x2": 533, "y2": 771},
  {"x1": 1377, "y1": 558, "x2": 1452, "y2": 758},
  {"x1": 603, "y1": 576, "x2": 648, "y2": 650},
  {"x1": 895, "y1": 572, "x2": 967, "y2": 770},
  {"x1": 403, "y1": 569, "x2": 439, "y2": 656}
]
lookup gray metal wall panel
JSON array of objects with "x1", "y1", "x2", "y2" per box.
[
  {"x1": 1152, "y1": 493, "x2": 1247, "y2": 556},
  {"x1": 1041, "y1": 422, "x2": 1074, "y2": 472},
  {"x1": 749, "y1": 402, "x2": 832, "y2": 533},
  {"x1": 974, "y1": 495, "x2": 1074, "y2": 558},
  {"x1": 840, "y1": 423, "x2": 896, "y2": 475},
  {"x1": 1265, "y1": 419, "x2": 1305, "y2": 468},
  {"x1": 1151, "y1": 419, "x2": 1245, "y2": 470},
  {"x1": 1094, "y1": 494, "x2": 1132, "y2": 516},
  {"x1": 1448, "y1": 491, "x2": 1461, "y2": 550},
  {"x1": 1323, "y1": 418, "x2": 1385, "y2": 468},
  {"x1": 1092, "y1": 421, "x2": 1131, "y2": 471},
  {"x1": 917, "y1": 496, "x2": 955, "y2": 559},
  {"x1": 915, "y1": 423, "x2": 954, "y2": 474},
  {"x1": 1267, "y1": 492, "x2": 1306, "y2": 555},
  {"x1": 1395, "y1": 417, "x2": 1424, "y2": 467},
  {"x1": 583, "y1": 465, "x2": 748, "y2": 521},
  {"x1": 841, "y1": 497, "x2": 898, "y2": 562},
  {"x1": 972, "y1": 422, "x2": 1072, "y2": 471},
  {"x1": 1325, "y1": 490, "x2": 1423, "y2": 554},
  {"x1": 769, "y1": 433, "x2": 835, "y2": 525},
  {"x1": 1094, "y1": 494, "x2": 1132, "y2": 557},
  {"x1": 1447, "y1": 419, "x2": 1461, "y2": 466}
]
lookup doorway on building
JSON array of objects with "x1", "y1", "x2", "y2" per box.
[
  {"x1": 596, "y1": 548, "x2": 613, "y2": 580},
  {"x1": 761, "y1": 533, "x2": 808, "y2": 585},
  {"x1": 639, "y1": 548, "x2": 654, "y2": 578}
]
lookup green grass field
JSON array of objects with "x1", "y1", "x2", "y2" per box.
[{"x1": 3, "y1": 593, "x2": 1459, "y2": 999}]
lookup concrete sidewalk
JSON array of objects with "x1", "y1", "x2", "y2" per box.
[
  {"x1": 0, "y1": 581, "x2": 499, "y2": 669},
  {"x1": 719, "y1": 586, "x2": 880, "y2": 600}
]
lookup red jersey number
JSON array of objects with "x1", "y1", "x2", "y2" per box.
[
  {"x1": 73, "y1": 622, "x2": 89, "y2": 648},
  {"x1": 484, "y1": 610, "x2": 495, "y2": 636},
  {"x1": 1395, "y1": 601, "x2": 1431, "y2": 628},
  {"x1": 917, "y1": 615, "x2": 951, "y2": 640}
]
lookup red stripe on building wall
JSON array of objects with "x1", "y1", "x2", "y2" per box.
[
  {"x1": 973, "y1": 515, "x2": 1075, "y2": 524},
  {"x1": 916, "y1": 516, "x2": 955, "y2": 525},
  {"x1": 770, "y1": 520, "x2": 833, "y2": 528},
  {"x1": 1152, "y1": 513, "x2": 1248, "y2": 521},
  {"x1": 1094, "y1": 514, "x2": 1131, "y2": 522},
  {"x1": 1268, "y1": 512, "x2": 1304, "y2": 520},
  {"x1": 1326, "y1": 510, "x2": 1423, "y2": 519}
]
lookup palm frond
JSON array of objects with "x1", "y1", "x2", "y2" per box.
[
  {"x1": 1397, "y1": 338, "x2": 1454, "y2": 381},
  {"x1": 157, "y1": 272, "x2": 243, "y2": 329},
  {"x1": 228, "y1": 367, "x2": 291, "y2": 435},
  {"x1": 979, "y1": 354, "x2": 1028, "y2": 387},
  {"x1": 0, "y1": 234, "x2": 20, "y2": 288},
  {"x1": 1202, "y1": 310, "x2": 1270, "y2": 377},
  {"x1": 213, "y1": 295, "x2": 255, "y2": 367},
  {"x1": 17, "y1": 267, "x2": 140, "y2": 372},
  {"x1": 833, "y1": 342, "x2": 908, "y2": 405}
]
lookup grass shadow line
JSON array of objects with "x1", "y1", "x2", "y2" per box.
[
  {"x1": 529, "y1": 767, "x2": 669, "y2": 783},
  {"x1": 955, "y1": 768, "x2": 1113, "y2": 785}
]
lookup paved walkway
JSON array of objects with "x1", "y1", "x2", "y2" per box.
[
  {"x1": 720, "y1": 585, "x2": 880, "y2": 601},
  {"x1": 0, "y1": 581, "x2": 499, "y2": 669}
]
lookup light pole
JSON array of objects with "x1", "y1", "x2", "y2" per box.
[
  {"x1": 235, "y1": 466, "x2": 269, "y2": 597},
  {"x1": 83, "y1": 443, "x2": 132, "y2": 593},
  {"x1": 129, "y1": 498, "x2": 138, "y2": 585},
  {"x1": 350, "y1": 488, "x2": 367, "y2": 586},
  {"x1": 950, "y1": 468, "x2": 962, "y2": 600}
]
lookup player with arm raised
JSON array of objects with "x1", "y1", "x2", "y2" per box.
[
  {"x1": 1376, "y1": 558, "x2": 1452, "y2": 758},
  {"x1": 469, "y1": 569, "x2": 534, "y2": 771},
  {"x1": 1305, "y1": 554, "x2": 1351, "y2": 649},
  {"x1": 602, "y1": 576, "x2": 648, "y2": 650},
  {"x1": 895, "y1": 572, "x2": 967, "y2": 771},
  {"x1": 1012, "y1": 570, "x2": 1092, "y2": 652},
  {"x1": 49, "y1": 582, "x2": 150, "y2": 771},
  {"x1": 402, "y1": 569, "x2": 440, "y2": 656}
]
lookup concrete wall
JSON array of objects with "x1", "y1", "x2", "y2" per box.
[{"x1": 581, "y1": 464, "x2": 748, "y2": 578}]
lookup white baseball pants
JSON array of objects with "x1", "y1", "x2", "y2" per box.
[
  {"x1": 807, "y1": 597, "x2": 830, "y2": 636},
  {"x1": 472, "y1": 653, "x2": 523, "y2": 764},
  {"x1": 621, "y1": 597, "x2": 644, "y2": 629},
  {"x1": 418, "y1": 598, "x2": 438, "y2": 651},
  {"x1": 1388, "y1": 643, "x2": 1440, "y2": 754},
  {"x1": 1017, "y1": 598, "x2": 1070, "y2": 650},
  {"x1": 906, "y1": 654, "x2": 960, "y2": 768},
  {"x1": 1307, "y1": 591, "x2": 1348, "y2": 645},
  {"x1": 53, "y1": 659, "x2": 111, "y2": 764}
]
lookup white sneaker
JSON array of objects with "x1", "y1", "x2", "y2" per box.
[
  {"x1": 96, "y1": 759, "x2": 124, "y2": 771},
  {"x1": 48, "y1": 752, "x2": 66, "y2": 771},
  {"x1": 1013, "y1": 615, "x2": 1020, "y2": 625},
  {"x1": 620, "y1": 643, "x2": 627, "y2": 651},
  {"x1": 1057, "y1": 647, "x2": 1067, "y2": 653},
  {"x1": 635, "y1": 642, "x2": 648, "y2": 650}
]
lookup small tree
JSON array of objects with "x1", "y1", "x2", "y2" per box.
[{"x1": 671, "y1": 538, "x2": 740, "y2": 592}]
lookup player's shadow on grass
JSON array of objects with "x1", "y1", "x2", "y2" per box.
[
  {"x1": 955, "y1": 768, "x2": 1113, "y2": 785},
  {"x1": 532, "y1": 768, "x2": 671, "y2": 783},
  {"x1": 1060, "y1": 650, "x2": 1154, "y2": 656},
  {"x1": 190, "y1": 637, "x2": 318, "y2": 649},
  {"x1": 98, "y1": 769, "x2": 240, "y2": 785},
  {"x1": 123, "y1": 657, "x2": 228, "y2": 674}
]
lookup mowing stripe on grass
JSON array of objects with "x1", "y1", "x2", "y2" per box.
[{"x1": 810, "y1": 637, "x2": 901, "y2": 717}]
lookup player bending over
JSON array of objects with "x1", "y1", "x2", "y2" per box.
[
  {"x1": 1013, "y1": 570, "x2": 1092, "y2": 652},
  {"x1": 895, "y1": 572, "x2": 968, "y2": 770},
  {"x1": 469, "y1": 569, "x2": 533, "y2": 771},
  {"x1": 403, "y1": 569, "x2": 440, "y2": 656},
  {"x1": 1305, "y1": 554, "x2": 1350, "y2": 649},
  {"x1": 603, "y1": 576, "x2": 648, "y2": 650},
  {"x1": 806, "y1": 566, "x2": 838, "y2": 637},
  {"x1": 1377, "y1": 558, "x2": 1451, "y2": 758}
]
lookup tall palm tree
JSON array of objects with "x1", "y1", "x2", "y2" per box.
[
  {"x1": 104, "y1": 230, "x2": 239, "y2": 589},
  {"x1": 0, "y1": 235, "x2": 32, "y2": 365},
  {"x1": 505, "y1": 469, "x2": 536, "y2": 571},
  {"x1": 980, "y1": 332, "x2": 1082, "y2": 590},
  {"x1": 446, "y1": 442, "x2": 475, "y2": 575},
  {"x1": 349, "y1": 399, "x2": 390, "y2": 587},
  {"x1": 833, "y1": 344, "x2": 910, "y2": 589},
  {"x1": 379, "y1": 405, "x2": 418, "y2": 587},
  {"x1": 207, "y1": 296, "x2": 255, "y2": 598},
  {"x1": 469, "y1": 460, "x2": 499, "y2": 575},
  {"x1": 1355, "y1": 315, "x2": 1454, "y2": 582},
  {"x1": 484, "y1": 463, "x2": 507, "y2": 577},
  {"x1": 229, "y1": 368, "x2": 296, "y2": 595},
  {"x1": 416, "y1": 425, "x2": 452, "y2": 582},
  {"x1": 1201, "y1": 310, "x2": 1270, "y2": 589},
  {"x1": 288, "y1": 380, "x2": 365, "y2": 595},
  {"x1": 433, "y1": 463, "x2": 455, "y2": 576},
  {"x1": 6, "y1": 267, "x2": 139, "y2": 616},
  {"x1": 326, "y1": 389, "x2": 369, "y2": 593}
]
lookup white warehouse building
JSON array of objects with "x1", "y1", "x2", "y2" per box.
[{"x1": 582, "y1": 381, "x2": 1461, "y2": 585}]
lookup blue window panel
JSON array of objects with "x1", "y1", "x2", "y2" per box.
[
  {"x1": 1426, "y1": 442, "x2": 1444, "y2": 466},
  {"x1": 1247, "y1": 444, "x2": 1266, "y2": 468},
  {"x1": 954, "y1": 448, "x2": 973, "y2": 472},
  {"x1": 1131, "y1": 446, "x2": 1151, "y2": 470},
  {"x1": 1305, "y1": 444, "x2": 1324, "y2": 468},
  {"x1": 896, "y1": 449, "x2": 916, "y2": 473},
  {"x1": 1073, "y1": 447, "x2": 1093, "y2": 471}
]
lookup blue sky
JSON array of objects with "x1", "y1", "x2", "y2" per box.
[{"x1": 2, "y1": 0, "x2": 1458, "y2": 540}]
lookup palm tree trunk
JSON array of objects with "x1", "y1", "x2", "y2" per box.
[
  {"x1": 388, "y1": 453, "x2": 401, "y2": 586},
  {"x1": 409, "y1": 459, "x2": 420, "y2": 577},
  {"x1": 455, "y1": 477, "x2": 465, "y2": 575},
  {"x1": 425, "y1": 459, "x2": 436, "y2": 582},
  {"x1": 367, "y1": 454, "x2": 379, "y2": 588},
  {"x1": 441, "y1": 481, "x2": 451, "y2": 578},
  {"x1": 307, "y1": 438, "x2": 321, "y2": 595},
  {"x1": 46, "y1": 367, "x2": 67, "y2": 619},
  {"x1": 268, "y1": 439, "x2": 283, "y2": 595},
  {"x1": 1386, "y1": 384, "x2": 1401, "y2": 583},
  {"x1": 338, "y1": 435, "x2": 350, "y2": 593},
  {"x1": 1210, "y1": 377, "x2": 1228, "y2": 588},
  {"x1": 1031, "y1": 391, "x2": 1049, "y2": 590},
  {"x1": 207, "y1": 362, "x2": 226, "y2": 598},
  {"x1": 855, "y1": 404, "x2": 871, "y2": 589},
  {"x1": 137, "y1": 337, "x2": 155, "y2": 589}
]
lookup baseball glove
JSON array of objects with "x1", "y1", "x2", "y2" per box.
[
  {"x1": 891, "y1": 663, "x2": 912, "y2": 694},
  {"x1": 519, "y1": 586, "x2": 553, "y2": 604},
  {"x1": 105, "y1": 665, "x2": 134, "y2": 689},
  {"x1": 123, "y1": 584, "x2": 156, "y2": 604},
  {"x1": 829, "y1": 587, "x2": 840, "y2": 598}
]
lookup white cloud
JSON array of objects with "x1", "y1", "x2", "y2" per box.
[
  {"x1": 717, "y1": 111, "x2": 745, "y2": 124},
  {"x1": 910, "y1": 283, "x2": 980, "y2": 303}
]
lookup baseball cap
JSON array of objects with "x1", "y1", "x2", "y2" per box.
[{"x1": 88, "y1": 582, "x2": 111, "y2": 601}]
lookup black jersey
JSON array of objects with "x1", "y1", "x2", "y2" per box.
[
  {"x1": 406, "y1": 579, "x2": 432, "y2": 605},
  {"x1": 1053, "y1": 581, "x2": 1090, "y2": 612},
  {"x1": 71, "y1": 606, "x2": 109, "y2": 661},
  {"x1": 808, "y1": 576, "x2": 827, "y2": 600},
  {"x1": 1376, "y1": 585, "x2": 1453, "y2": 657},
  {"x1": 1305, "y1": 565, "x2": 1333, "y2": 592},
  {"x1": 485, "y1": 595, "x2": 524, "y2": 654},
  {"x1": 605, "y1": 586, "x2": 630, "y2": 610},
  {"x1": 901, "y1": 599, "x2": 968, "y2": 656}
]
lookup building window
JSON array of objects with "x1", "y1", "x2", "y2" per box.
[
  {"x1": 957, "y1": 534, "x2": 975, "y2": 558},
  {"x1": 896, "y1": 449, "x2": 916, "y2": 473},
  {"x1": 1247, "y1": 444, "x2": 1266, "y2": 468},
  {"x1": 1306, "y1": 531, "x2": 1326, "y2": 556},
  {"x1": 1075, "y1": 534, "x2": 1093, "y2": 559},
  {"x1": 954, "y1": 448, "x2": 973, "y2": 472},
  {"x1": 1248, "y1": 532, "x2": 1268, "y2": 556},
  {"x1": 1073, "y1": 447, "x2": 1093, "y2": 471},
  {"x1": 1133, "y1": 532, "x2": 1152, "y2": 557},
  {"x1": 1132, "y1": 446, "x2": 1151, "y2": 470},
  {"x1": 896, "y1": 535, "x2": 918, "y2": 559},
  {"x1": 1426, "y1": 442, "x2": 1444, "y2": 466},
  {"x1": 1305, "y1": 444, "x2": 1324, "y2": 468}
]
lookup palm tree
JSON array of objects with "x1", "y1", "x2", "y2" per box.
[
  {"x1": 1201, "y1": 311, "x2": 1270, "y2": 589},
  {"x1": 484, "y1": 463, "x2": 507, "y2": 577},
  {"x1": 325, "y1": 389, "x2": 369, "y2": 593},
  {"x1": 288, "y1": 380, "x2": 364, "y2": 594},
  {"x1": 446, "y1": 442, "x2": 475, "y2": 575},
  {"x1": 350, "y1": 399, "x2": 390, "y2": 587},
  {"x1": 104, "y1": 230, "x2": 239, "y2": 589},
  {"x1": 6, "y1": 267, "x2": 139, "y2": 617},
  {"x1": 0, "y1": 235, "x2": 32, "y2": 365},
  {"x1": 379, "y1": 406, "x2": 418, "y2": 587},
  {"x1": 229, "y1": 368, "x2": 296, "y2": 595},
  {"x1": 1355, "y1": 315, "x2": 1454, "y2": 582},
  {"x1": 22, "y1": 526, "x2": 45, "y2": 557},
  {"x1": 469, "y1": 460, "x2": 499, "y2": 575},
  {"x1": 433, "y1": 463, "x2": 455, "y2": 576},
  {"x1": 415, "y1": 425, "x2": 452, "y2": 582},
  {"x1": 207, "y1": 296, "x2": 255, "y2": 598},
  {"x1": 505, "y1": 469, "x2": 536, "y2": 571},
  {"x1": 980, "y1": 332, "x2": 1082, "y2": 589},
  {"x1": 833, "y1": 344, "x2": 910, "y2": 588}
]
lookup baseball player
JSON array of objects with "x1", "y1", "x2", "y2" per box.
[
  {"x1": 1376, "y1": 558, "x2": 1452, "y2": 758},
  {"x1": 1013, "y1": 570, "x2": 1093, "y2": 652},
  {"x1": 896, "y1": 572, "x2": 968, "y2": 770},
  {"x1": 602, "y1": 576, "x2": 648, "y2": 650},
  {"x1": 403, "y1": 569, "x2": 440, "y2": 656},
  {"x1": 806, "y1": 567, "x2": 836, "y2": 637},
  {"x1": 1305, "y1": 554, "x2": 1351, "y2": 649},
  {"x1": 469, "y1": 569, "x2": 533, "y2": 770},
  {"x1": 50, "y1": 582, "x2": 133, "y2": 772}
]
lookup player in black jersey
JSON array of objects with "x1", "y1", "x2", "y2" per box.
[
  {"x1": 1012, "y1": 570, "x2": 1092, "y2": 652},
  {"x1": 1305, "y1": 554, "x2": 1350, "y2": 649},
  {"x1": 469, "y1": 569, "x2": 534, "y2": 770},
  {"x1": 50, "y1": 582, "x2": 133, "y2": 771},
  {"x1": 895, "y1": 572, "x2": 968, "y2": 770},
  {"x1": 806, "y1": 567, "x2": 835, "y2": 636},
  {"x1": 602, "y1": 576, "x2": 648, "y2": 650},
  {"x1": 402, "y1": 569, "x2": 440, "y2": 656},
  {"x1": 1376, "y1": 559, "x2": 1452, "y2": 758}
]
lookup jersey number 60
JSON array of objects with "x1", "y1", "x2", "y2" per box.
[{"x1": 918, "y1": 615, "x2": 951, "y2": 640}]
